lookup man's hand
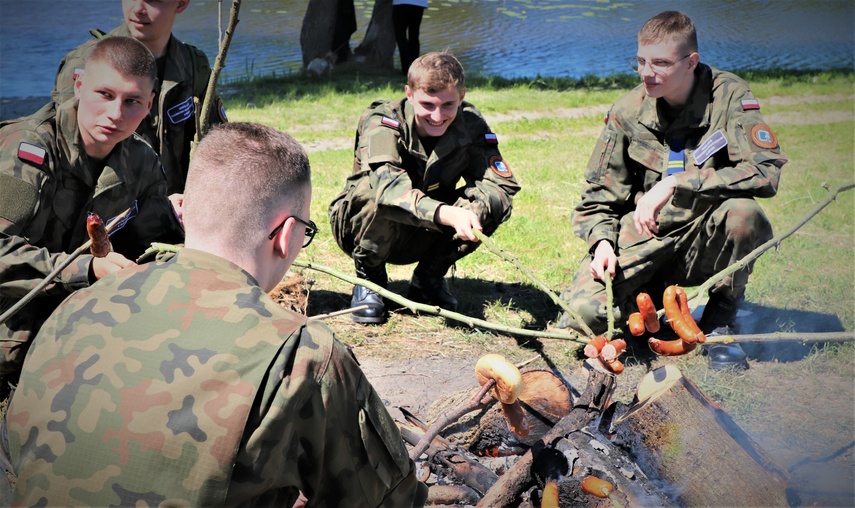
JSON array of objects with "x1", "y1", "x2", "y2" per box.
[
  {"x1": 436, "y1": 205, "x2": 482, "y2": 242},
  {"x1": 590, "y1": 240, "x2": 617, "y2": 281},
  {"x1": 633, "y1": 176, "x2": 676, "y2": 237},
  {"x1": 92, "y1": 251, "x2": 136, "y2": 280}
]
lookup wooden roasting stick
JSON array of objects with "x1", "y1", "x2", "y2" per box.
[{"x1": 0, "y1": 207, "x2": 135, "y2": 327}]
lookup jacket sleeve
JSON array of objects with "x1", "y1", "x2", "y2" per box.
[
  {"x1": 571, "y1": 112, "x2": 635, "y2": 250},
  {"x1": 0, "y1": 137, "x2": 92, "y2": 299},
  {"x1": 357, "y1": 111, "x2": 443, "y2": 230},
  {"x1": 671, "y1": 84, "x2": 787, "y2": 209}
]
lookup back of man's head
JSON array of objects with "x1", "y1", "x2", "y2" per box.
[
  {"x1": 638, "y1": 10, "x2": 698, "y2": 54},
  {"x1": 182, "y1": 122, "x2": 311, "y2": 259},
  {"x1": 86, "y1": 36, "x2": 157, "y2": 92},
  {"x1": 407, "y1": 51, "x2": 466, "y2": 94}
]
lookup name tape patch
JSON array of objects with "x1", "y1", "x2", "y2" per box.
[
  {"x1": 693, "y1": 130, "x2": 728, "y2": 166},
  {"x1": 167, "y1": 96, "x2": 195, "y2": 124}
]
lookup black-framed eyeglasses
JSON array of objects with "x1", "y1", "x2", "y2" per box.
[
  {"x1": 630, "y1": 54, "x2": 691, "y2": 74},
  {"x1": 268, "y1": 216, "x2": 317, "y2": 248}
]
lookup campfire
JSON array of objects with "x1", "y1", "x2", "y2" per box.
[{"x1": 400, "y1": 356, "x2": 790, "y2": 507}]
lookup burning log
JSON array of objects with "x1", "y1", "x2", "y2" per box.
[{"x1": 609, "y1": 364, "x2": 790, "y2": 506}]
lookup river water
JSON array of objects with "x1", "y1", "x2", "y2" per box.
[{"x1": 0, "y1": 0, "x2": 853, "y2": 98}]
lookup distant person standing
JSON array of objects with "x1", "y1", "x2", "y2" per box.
[{"x1": 392, "y1": 0, "x2": 428, "y2": 74}]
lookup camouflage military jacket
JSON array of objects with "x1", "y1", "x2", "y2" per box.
[
  {"x1": 573, "y1": 64, "x2": 788, "y2": 250},
  {"x1": 338, "y1": 98, "x2": 520, "y2": 230},
  {"x1": 53, "y1": 24, "x2": 226, "y2": 194},
  {"x1": 4, "y1": 248, "x2": 427, "y2": 507},
  {"x1": 0, "y1": 100, "x2": 183, "y2": 376}
]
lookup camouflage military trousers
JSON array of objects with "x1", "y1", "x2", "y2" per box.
[
  {"x1": 329, "y1": 185, "x2": 496, "y2": 270},
  {"x1": 559, "y1": 198, "x2": 773, "y2": 335}
]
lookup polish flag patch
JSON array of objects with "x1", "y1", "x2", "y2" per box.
[
  {"x1": 18, "y1": 143, "x2": 46, "y2": 165},
  {"x1": 741, "y1": 98, "x2": 760, "y2": 110},
  {"x1": 380, "y1": 116, "x2": 400, "y2": 129},
  {"x1": 72, "y1": 68, "x2": 84, "y2": 82},
  {"x1": 485, "y1": 133, "x2": 498, "y2": 144}
]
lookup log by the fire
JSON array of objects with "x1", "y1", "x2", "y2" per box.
[{"x1": 610, "y1": 364, "x2": 790, "y2": 506}]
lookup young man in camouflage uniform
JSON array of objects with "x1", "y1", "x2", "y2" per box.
[
  {"x1": 0, "y1": 37, "x2": 183, "y2": 386},
  {"x1": 329, "y1": 52, "x2": 521, "y2": 324},
  {"x1": 556, "y1": 11, "x2": 787, "y2": 367},
  {"x1": 1, "y1": 122, "x2": 428, "y2": 507},
  {"x1": 53, "y1": 0, "x2": 226, "y2": 196}
]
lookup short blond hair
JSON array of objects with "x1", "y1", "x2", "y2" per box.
[
  {"x1": 183, "y1": 123, "x2": 311, "y2": 254},
  {"x1": 638, "y1": 11, "x2": 698, "y2": 54},
  {"x1": 407, "y1": 52, "x2": 465, "y2": 94}
]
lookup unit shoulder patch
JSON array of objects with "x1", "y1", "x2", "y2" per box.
[
  {"x1": 489, "y1": 156, "x2": 512, "y2": 178},
  {"x1": 750, "y1": 123, "x2": 778, "y2": 149}
]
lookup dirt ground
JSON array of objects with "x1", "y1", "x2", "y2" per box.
[{"x1": 270, "y1": 273, "x2": 855, "y2": 507}]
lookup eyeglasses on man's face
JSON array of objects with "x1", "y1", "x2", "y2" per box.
[
  {"x1": 630, "y1": 54, "x2": 691, "y2": 74},
  {"x1": 268, "y1": 216, "x2": 317, "y2": 248}
]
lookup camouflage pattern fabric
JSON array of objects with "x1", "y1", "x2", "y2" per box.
[
  {"x1": 0, "y1": 100, "x2": 183, "y2": 378},
  {"x1": 329, "y1": 98, "x2": 520, "y2": 268},
  {"x1": 559, "y1": 64, "x2": 787, "y2": 334},
  {"x1": 2, "y1": 248, "x2": 427, "y2": 507},
  {"x1": 53, "y1": 24, "x2": 226, "y2": 195}
]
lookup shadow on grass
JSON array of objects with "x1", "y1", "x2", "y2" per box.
[{"x1": 701, "y1": 301, "x2": 847, "y2": 363}]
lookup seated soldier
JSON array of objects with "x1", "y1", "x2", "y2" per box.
[
  {"x1": 329, "y1": 51, "x2": 521, "y2": 324},
  {"x1": 2, "y1": 122, "x2": 427, "y2": 506},
  {"x1": 0, "y1": 36, "x2": 183, "y2": 387}
]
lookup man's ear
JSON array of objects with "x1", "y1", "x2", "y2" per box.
[
  {"x1": 405, "y1": 84, "x2": 413, "y2": 100},
  {"x1": 74, "y1": 73, "x2": 84, "y2": 99},
  {"x1": 176, "y1": 0, "x2": 191, "y2": 14},
  {"x1": 146, "y1": 91, "x2": 155, "y2": 113},
  {"x1": 272, "y1": 218, "x2": 293, "y2": 259}
]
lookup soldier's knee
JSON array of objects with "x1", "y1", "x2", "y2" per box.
[
  {"x1": 558, "y1": 288, "x2": 608, "y2": 334},
  {"x1": 720, "y1": 198, "x2": 772, "y2": 244}
]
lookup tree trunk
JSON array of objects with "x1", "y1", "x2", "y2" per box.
[
  {"x1": 610, "y1": 365, "x2": 791, "y2": 507},
  {"x1": 300, "y1": 0, "x2": 336, "y2": 67},
  {"x1": 354, "y1": 0, "x2": 395, "y2": 69}
]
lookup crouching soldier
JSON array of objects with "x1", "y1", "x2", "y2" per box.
[{"x1": 329, "y1": 51, "x2": 521, "y2": 324}]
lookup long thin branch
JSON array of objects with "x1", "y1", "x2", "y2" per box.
[
  {"x1": 604, "y1": 274, "x2": 615, "y2": 339},
  {"x1": 705, "y1": 331, "x2": 855, "y2": 344},
  {"x1": 291, "y1": 259, "x2": 589, "y2": 344},
  {"x1": 192, "y1": 0, "x2": 241, "y2": 155},
  {"x1": 684, "y1": 182, "x2": 855, "y2": 308},
  {"x1": 472, "y1": 230, "x2": 595, "y2": 338}
]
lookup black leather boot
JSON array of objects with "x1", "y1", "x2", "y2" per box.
[
  {"x1": 407, "y1": 264, "x2": 458, "y2": 312},
  {"x1": 351, "y1": 257, "x2": 388, "y2": 324}
]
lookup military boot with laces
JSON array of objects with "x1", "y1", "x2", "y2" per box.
[{"x1": 351, "y1": 257, "x2": 388, "y2": 324}]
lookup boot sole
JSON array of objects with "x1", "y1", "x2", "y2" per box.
[{"x1": 351, "y1": 313, "x2": 387, "y2": 325}]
